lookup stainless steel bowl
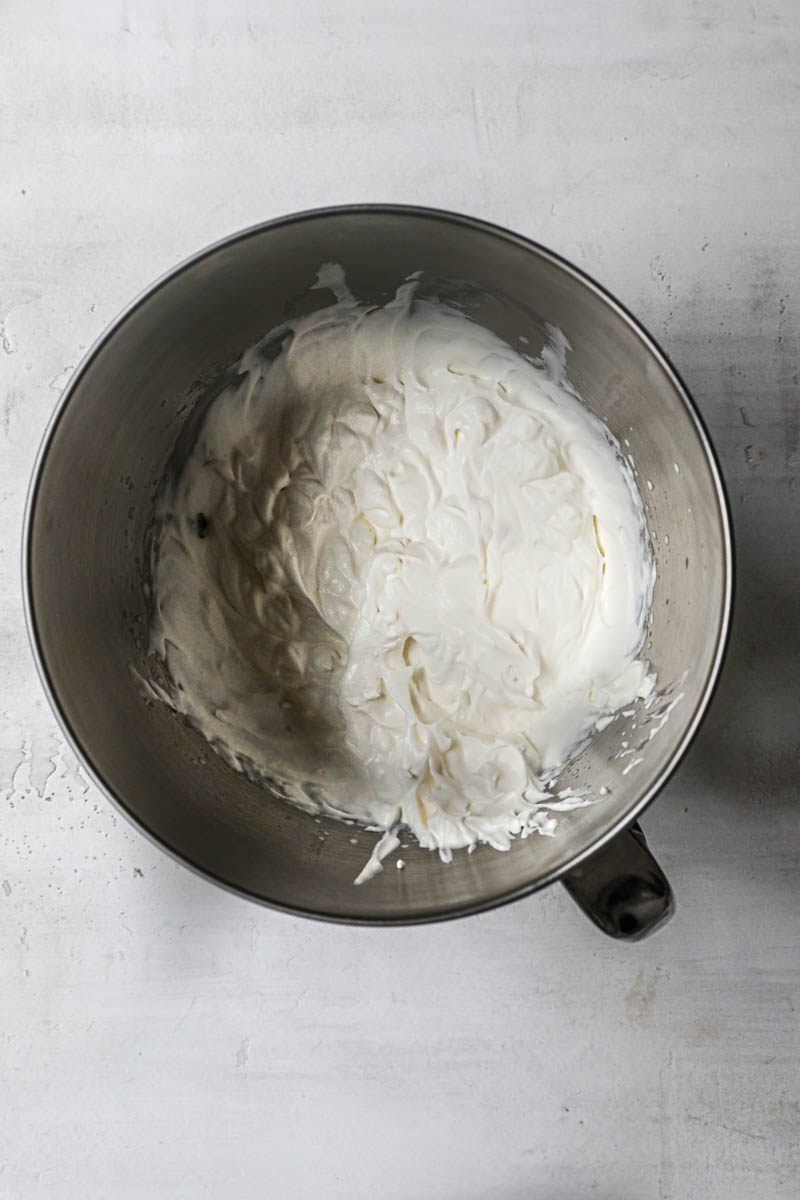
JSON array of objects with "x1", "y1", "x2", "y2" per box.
[{"x1": 24, "y1": 206, "x2": 733, "y2": 936}]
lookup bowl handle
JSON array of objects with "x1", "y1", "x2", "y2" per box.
[{"x1": 561, "y1": 822, "x2": 674, "y2": 939}]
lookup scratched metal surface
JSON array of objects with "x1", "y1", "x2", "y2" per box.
[{"x1": 1, "y1": 2, "x2": 798, "y2": 1197}]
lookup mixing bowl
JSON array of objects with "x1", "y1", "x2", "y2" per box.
[{"x1": 24, "y1": 206, "x2": 732, "y2": 937}]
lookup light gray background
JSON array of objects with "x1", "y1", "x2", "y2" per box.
[{"x1": 2, "y1": 1, "x2": 798, "y2": 1197}]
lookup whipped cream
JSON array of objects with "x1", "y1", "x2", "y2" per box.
[{"x1": 148, "y1": 267, "x2": 655, "y2": 877}]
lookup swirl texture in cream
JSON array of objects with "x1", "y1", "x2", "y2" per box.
[{"x1": 148, "y1": 267, "x2": 655, "y2": 879}]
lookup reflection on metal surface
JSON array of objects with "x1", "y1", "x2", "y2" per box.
[{"x1": 562, "y1": 823, "x2": 674, "y2": 939}]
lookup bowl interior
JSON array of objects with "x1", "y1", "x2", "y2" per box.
[{"x1": 27, "y1": 208, "x2": 730, "y2": 920}]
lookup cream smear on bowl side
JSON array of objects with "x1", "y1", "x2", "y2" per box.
[{"x1": 145, "y1": 266, "x2": 656, "y2": 882}]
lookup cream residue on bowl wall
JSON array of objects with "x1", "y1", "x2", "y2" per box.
[{"x1": 144, "y1": 266, "x2": 657, "y2": 882}]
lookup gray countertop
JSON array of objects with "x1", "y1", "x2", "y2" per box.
[{"x1": 1, "y1": 2, "x2": 798, "y2": 1197}]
